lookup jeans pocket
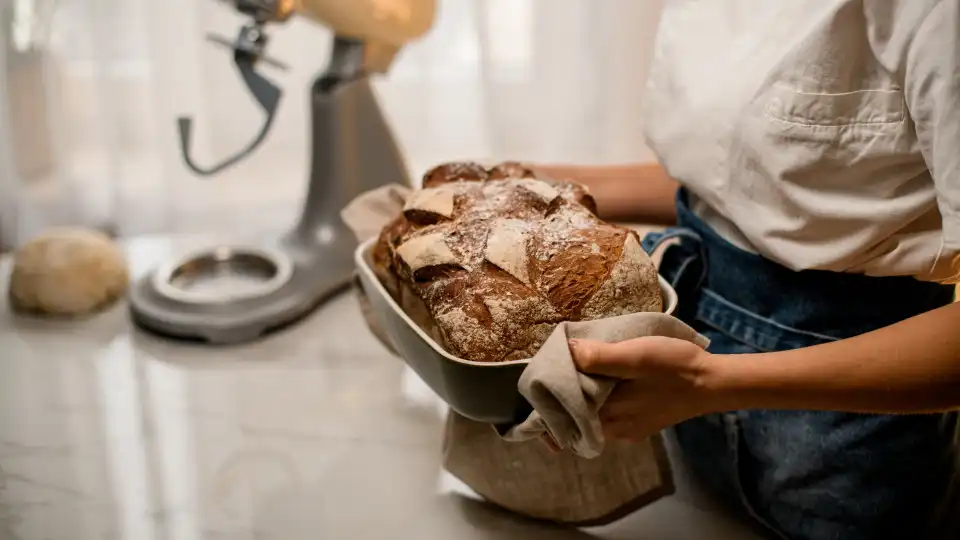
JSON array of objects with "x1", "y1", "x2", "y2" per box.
[{"x1": 696, "y1": 288, "x2": 840, "y2": 353}]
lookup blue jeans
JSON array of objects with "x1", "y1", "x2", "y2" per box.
[{"x1": 642, "y1": 190, "x2": 959, "y2": 540}]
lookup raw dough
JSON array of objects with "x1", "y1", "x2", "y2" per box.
[{"x1": 7, "y1": 228, "x2": 129, "y2": 316}]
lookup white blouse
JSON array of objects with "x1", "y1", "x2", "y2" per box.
[{"x1": 642, "y1": 0, "x2": 960, "y2": 283}]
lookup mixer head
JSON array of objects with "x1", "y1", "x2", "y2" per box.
[{"x1": 215, "y1": 0, "x2": 297, "y2": 23}]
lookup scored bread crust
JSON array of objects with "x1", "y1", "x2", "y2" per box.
[{"x1": 373, "y1": 161, "x2": 662, "y2": 363}]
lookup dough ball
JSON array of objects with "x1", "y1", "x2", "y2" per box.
[{"x1": 7, "y1": 228, "x2": 129, "y2": 316}]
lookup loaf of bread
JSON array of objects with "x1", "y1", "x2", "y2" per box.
[{"x1": 372, "y1": 161, "x2": 662, "y2": 363}]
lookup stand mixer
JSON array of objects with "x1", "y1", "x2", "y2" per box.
[{"x1": 129, "y1": 0, "x2": 436, "y2": 343}]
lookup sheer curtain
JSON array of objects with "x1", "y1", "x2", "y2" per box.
[{"x1": 0, "y1": 0, "x2": 664, "y2": 249}]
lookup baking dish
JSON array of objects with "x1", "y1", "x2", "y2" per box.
[{"x1": 354, "y1": 237, "x2": 679, "y2": 425}]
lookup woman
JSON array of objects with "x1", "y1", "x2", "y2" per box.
[{"x1": 534, "y1": 2, "x2": 959, "y2": 539}]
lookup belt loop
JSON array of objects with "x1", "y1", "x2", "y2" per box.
[
  {"x1": 641, "y1": 226, "x2": 709, "y2": 294},
  {"x1": 641, "y1": 226, "x2": 703, "y2": 256}
]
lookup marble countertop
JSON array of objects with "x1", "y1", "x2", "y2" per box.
[{"x1": 0, "y1": 235, "x2": 764, "y2": 540}]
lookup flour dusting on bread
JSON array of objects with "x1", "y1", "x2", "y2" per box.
[
  {"x1": 485, "y1": 218, "x2": 533, "y2": 286},
  {"x1": 373, "y1": 161, "x2": 662, "y2": 363},
  {"x1": 395, "y1": 233, "x2": 460, "y2": 276},
  {"x1": 513, "y1": 178, "x2": 561, "y2": 204},
  {"x1": 403, "y1": 186, "x2": 456, "y2": 221}
]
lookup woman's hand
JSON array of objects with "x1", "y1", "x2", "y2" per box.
[{"x1": 569, "y1": 336, "x2": 722, "y2": 442}]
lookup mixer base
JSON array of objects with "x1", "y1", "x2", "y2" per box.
[{"x1": 129, "y1": 232, "x2": 355, "y2": 344}]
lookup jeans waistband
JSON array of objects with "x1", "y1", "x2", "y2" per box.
[{"x1": 643, "y1": 190, "x2": 954, "y2": 348}]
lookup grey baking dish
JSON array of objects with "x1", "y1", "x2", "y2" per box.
[{"x1": 355, "y1": 237, "x2": 679, "y2": 425}]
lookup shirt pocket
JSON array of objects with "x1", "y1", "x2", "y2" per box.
[
  {"x1": 763, "y1": 85, "x2": 905, "y2": 128},
  {"x1": 734, "y1": 84, "x2": 913, "y2": 195}
]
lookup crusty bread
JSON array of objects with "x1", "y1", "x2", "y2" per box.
[{"x1": 373, "y1": 161, "x2": 662, "y2": 363}]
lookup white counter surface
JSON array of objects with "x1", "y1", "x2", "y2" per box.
[{"x1": 0, "y1": 235, "x2": 764, "y2": 540}]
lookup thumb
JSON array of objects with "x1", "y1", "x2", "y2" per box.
[{"x1": 568, "y1": 338, "x2": 651, "y2": 378}]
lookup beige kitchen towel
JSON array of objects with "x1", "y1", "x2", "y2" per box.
[
  {"x1": 499, "y1": 313, "x2": 709, "y2": 459},
  {"x1": 443, "y1": 411, "x2": 676, "y2": 526},
  {"x1": 341, "y1": 184, "x2": 411, "y2": 243},
  {"x1": 342, "y1": 183, "x2": 411, "y2": 354}
]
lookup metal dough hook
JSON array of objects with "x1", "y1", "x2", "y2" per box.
[{"x1": 177, "y1": 23, "x2": 285, "y2": 176}]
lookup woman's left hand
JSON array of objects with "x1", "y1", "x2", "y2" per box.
[{"x1": 569, "y1": 336, "x2": 723, "y2": 442}]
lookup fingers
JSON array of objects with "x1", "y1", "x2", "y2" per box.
[
  {"x1": 569, "y1": 337, "x2": 656, "y2": 377},
  {"x1": 569, "y1": 339, "x2": 629, "y2": 377},
  {"x1": 599, "y1": 383, "x2": 675, "y2": 442},
  {"x1": 570, "y1": 336, "x2": 707, "y2": 377},
  {"x1": 598, "y1": 396, "x2": 638, "y2": 419}
]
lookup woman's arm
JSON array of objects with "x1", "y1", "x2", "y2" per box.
[
  {"x1": 712, "y1": 301, "x2": 960, "y2": 414},
  {"x1": 531, "y1": 163, "x2": 679, "y2": 225},
  {"x1": 570, "y1": 300, "x2": 960, "y2": 440}
]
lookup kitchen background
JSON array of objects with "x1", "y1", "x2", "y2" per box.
[{"x1": 0, "y1": 0, "x2": 664, "y2": 251}]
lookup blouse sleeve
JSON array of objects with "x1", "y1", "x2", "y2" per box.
[{"x1": 901, "y1": 0, "x2": 960, "y2": 278}]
